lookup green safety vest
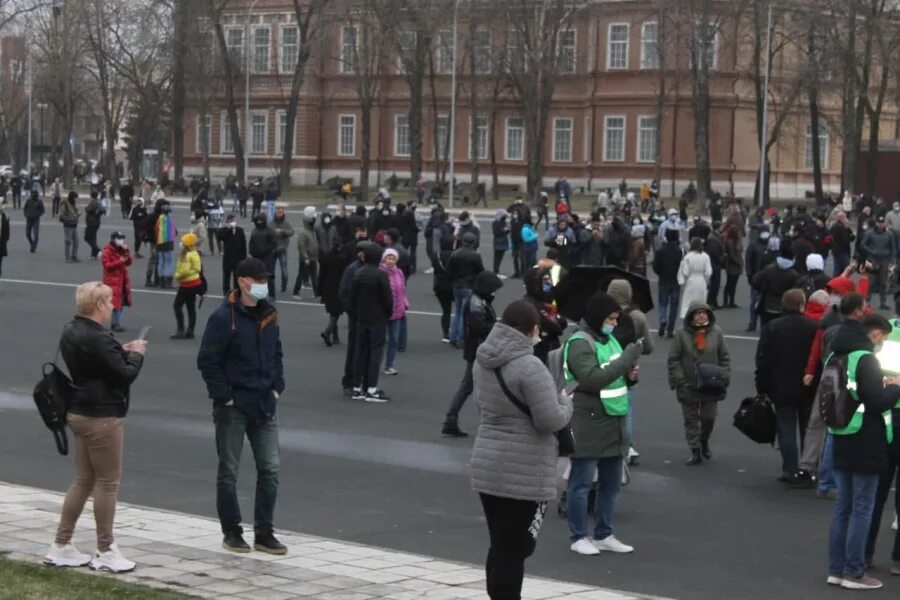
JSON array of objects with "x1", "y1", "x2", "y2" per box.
[
  {"x1": 876, "y1": 320, "x2": 900, "y2": 412},
  {"x1": 827, "y1": 350, "x2": 894, "y2": 444},
  {"x1": 562, "y1": 332, "x2": 629, "y2": 416}
]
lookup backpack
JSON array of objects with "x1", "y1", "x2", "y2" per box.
[
  {"x1": 797, "y1": 275, "x2": 817, "y2": 304},
  {"x1": 732, "y1": 395, "x2": 777, "y2": 444},
  {"x1": 817, "y1": 353, "x2": 859, "y2": 429},
  {"x1": 32, "y1": 343, "x2": 76, "y2": 455},
  {"x1": 611, "y1": 307, "x2": 638, "y2": 347}
]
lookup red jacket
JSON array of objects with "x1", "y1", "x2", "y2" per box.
[
  {"x1": 804, "y1": 275, "x2": 869, "y2": 377},
  {"x1": 102, "y1": 243, "x2": 132, "y2": 309}
]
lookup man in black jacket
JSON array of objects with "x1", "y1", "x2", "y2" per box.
[
  {"x1": 84, "y1": 191, "x2": 105, "y2": 259},
  {"x1": 338, "y1": 234, "x2": 369, "y2": 395},
  {"x1": 23, "y1": 189, "x2": 45, "y2": 253},
  {"x1": 652, "y1": 228, "x2": 682, "y2": 338},
  {"x1": 218, "y1": 213, "x2": 247, "y2": 295},
  {"x1": 705, "y1": 223, "x2": 725, "y2": 309},
  {"x1": 754, "y1": 289, "x2": 818, "y2": 481},
  {"x1": 447, "y1": 232, "x2": 484, "y2": 347},
  {"x1": 830, "y1": 210, "x2": 855, "y2": 277},
  {"x1": 395, "y1": 203, "x2": 419, "y2": 274},
  {"x1": 744, "y1": 226, "x2": 771, "y2": 332},
  {"x1": 442, "y1": 271, "x2": 503, "y2": 438},
  {"x1": 826, "y1": 312, "x2": 900, "y2": 590},
  {"x1": 752, "y1": 245, "x2": 801, "y2": 326},
  {"x1": 349, "y1": 243, "x2": 393, "y2": 402},
  {"x1": 249, "y1": 214, "x2": 278, "y2": 299}
]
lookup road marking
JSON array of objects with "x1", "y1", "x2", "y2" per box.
[{"x1": 0, "y1": 277, "x2": 760, "y2": 342}]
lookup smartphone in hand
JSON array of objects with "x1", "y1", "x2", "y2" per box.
[{"x1": 137, "y1": 326, "x2": 152, "y2": 342}]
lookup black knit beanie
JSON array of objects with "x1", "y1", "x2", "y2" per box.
[{"x1": 584, "y1": 292, "x2": 621, "y2": 334}]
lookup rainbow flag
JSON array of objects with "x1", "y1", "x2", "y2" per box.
[{"x1": 156, "y1": 214, "x2": 176, "y2": 245}]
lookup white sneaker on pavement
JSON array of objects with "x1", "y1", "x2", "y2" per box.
[
  {"x1": 89, "y1": 543, "x2": 136, "y2": 573},
  {"x1": 43, "y1": 543, "x2": 91, "y2": 567},
  {"x1": 570, "y1": 538, "x2": 600, "y2": 556},
  {"x1": 593, "y1": 535, "x2": 634, "y2": 554}
]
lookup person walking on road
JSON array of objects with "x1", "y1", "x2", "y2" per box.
[
  {"x1": 171, "y1": 233, "x2": 203, "y2": 340},
  {"x1": 128, "y1": 198, "x2": 148, "y2": 258},
  {"x1": 218, "y1": 213, "x2": 247, "y2": 296},
  {"x1": 448, "y1": 232, "x2": 484, "y2": 347},
  {"x1": 432, "y1": 237, "x2": 454, "y2": 343},
  {"x1": 860, "y1": 215, "x2": 895, "y2": 310},
  {"x1": 722, "y1": 226, "x2": 743, "y2": 308},
  {"x1": 249, "y1": 214, "x2": 278, "y2": 299},
  {"x1": 293, "y1": 207, "x2": 319, "y2": 300},
  {"x1": 43, "y1": 282, "x2": 146, "y2": 572},
  {"x1": 492, "y1": 210, "x2": 510, "y2": 275},
  {"x1": 677, "y1": 238, "x2": 712, "y2": 323},
  {"x1": 84, "y1": 191, "x2": 105, "y2": 260},
  {"x1": 752, "y1": 245, "x2": 801, "y2": 327},
  {"x1": 59, "y1": 191, "x2": 81, "y2": 263},
  {"x1": 653, "y1": 228, "x2": 683, "y2": 337},
  {"x1": 470, "y1": 300, "x2": 573, "y2": 600},
  {"x1": 101, "y1": 231, "x2": 133, "y2": 333},
  {"x1": 23, "y1": 188, "x2": 45, "y2": 253},
  {"x1": 50, "y1": 176, "x2": 62, "y2": 218},
  {"x1": 349, "y1": 243, "x2": 393, "y2": 402},
  {"x1": 380, "y1": 248, "x2": 408, "y2": 376},
  {"x1": 197, "y1": 258, "x2": 287, "y2": 556},
  {"x1": 272, "y1": 207, "x2": 294, "y2": 294},
  {"x1": 338, "y1": 237, "x2": 370, "y2": 395},
  {"x1": 154, "y1": 201, "x2": 177, "y2": 288}
]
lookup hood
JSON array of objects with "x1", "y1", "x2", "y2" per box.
[
  {"x1": 473, "y1": 271, "x2": 504, "y2": 299},
  {"x1": 826, "y1": 276, "x2": 856, "y2": 296},
  {"x1": 683, "y1": 302, "x2": 717, "y2": 332},
  {"x1": 607, "y1": 279, "x2": 633, "y2": 308},
  {"x1": 804, "y1": 297, "x2": 828, "y2": 321},
  {"x1": 461, "y1": 232, "x2": 477, "y2": 249},
  {"x1": 475, "y1": 322, "x2": 535, "y2": 370},
  {"x1": 583, "y1": 292, "x2": 621, "y2": 335},
  {"x1": 361, "y1": 242, "x2": 382, "y2": 265},
  {"x1": 495, "y1": 210, "x2": 507, "y2": 221},
  {"x1": 302, "y1": 215, "x2": 316, "y2": 227},
  {"x1": 524, "y1": 266, "x2": 552, "y2": 303},
  {"x1": 830, "y1": 319, "x2": 873, "y2": 354}
]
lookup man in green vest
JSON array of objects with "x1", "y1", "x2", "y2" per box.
[
  {"x1": 826, "y1": 311, "x2": 900, "y2": 590},
  {"x1": 564, "y1": 292, "x2": 642, "y2": 556}
]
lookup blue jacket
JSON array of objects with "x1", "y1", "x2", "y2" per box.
[{"x1": 197, "y1": 291, "x2": 284, "y2": 420}]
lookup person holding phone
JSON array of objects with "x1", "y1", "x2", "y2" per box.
[{"x1": 101, "y1": 231, "x2": 132, "y2": 333}]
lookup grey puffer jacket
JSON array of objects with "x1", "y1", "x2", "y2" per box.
[{"x1": 471, "y1": 322, "x2": 573, "y2": 501}]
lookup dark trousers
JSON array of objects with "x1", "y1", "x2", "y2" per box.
[
  {"x1": 12, "y1": 190, "x2": 20, "y2": 208},
  {"x1": 445, "y1": 360, "x2": 474, "y2": 426},
  {"x1": 85, "y1": 224, "x2": 100, "y2": 257},
  {"x1": 293, "y1": 260, "x2": 318, "y2": 296},
  {"x1": 223, "y1": 262, "x2": 239, "y2": 296},
  {"x1": 658, "y1": 282, "x2": 680, "y2": 334},
  {"x1": 208, "y1": 229, "x2": 221, "y2": 255},
  {"x1": 493, "y1": 250, "x2": 505, "y2": 275},
  {"x1": 723, "y1": 273, "x2": 739, "y2": 306},
  {"x1": 342, "y1": 319, "x2": 357, "y2": 390},
  {"x1": 865, "y1": 448, "x2": 900, "y2": 563},
  {"x1": 52, "y1": 195, "x2": 61, "y2": 217},
  {"x1": 214, "y1": 405, "x2": 279, "y2": 536},
  {"x1": 707, "y1": 268, "x2": 722, "y2": 307},
  {"x1": 174, "y1": 286, "x2": 200, "y2": 334},
  {"x1": 680, "y1": 398, "x2": 717, "y2": 449},
  {"x1": 404, "y1": 242, "x2": 418, "y2": 274},
  {"x1": 833, "y1": 252, "x2": 850, "y2": 278},
  {"x1": 511, "y1": 242, "x2": 521, "y2": 276},
  {"x1": 25, "y1": 218, "x2": 39, "y2": 252},
  {"x1": 775, "y1": 400, "x2": 813, "y2": 477},
  {"x1": 869, "y1": 260, "x2": 891, "y2": 307},
  {"x1": 353, "y1": 323, "x2": 386, "y2": 390},
  {"x1": 132, "y1": 224, "x2": 143, "y2": 254},
  {"x1": 436, "y1": 289, "x2": 453, "y2": 338},
  {"x1": 479, "y1": 493, "x2": 547, "y2": 600}
]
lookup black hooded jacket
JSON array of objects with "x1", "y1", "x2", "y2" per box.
[
  {"x1": 522, "y1": 266, "x2": 567, "y2": 364},
  {"x1": 249, "y1": 220, "x2": 278, "y2": 260},
  {"x1": 349, "y1": 243, "x2": 393, "y2": 326},
  {"x1": 463, "y1": 272, "x2": 503, "y2": 362},
  {"x1": 829, "y1": 320, "x2": 900, "y2": 474},
  {"x1": 448, "y1": 233, "x2": 484, "y2": 288}
]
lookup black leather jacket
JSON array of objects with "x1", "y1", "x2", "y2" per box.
[{"x1": 60, "y1": 316, "x2": 144, "y2": 418}]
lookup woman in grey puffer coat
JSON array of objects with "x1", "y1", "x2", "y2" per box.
[{"x1": 471, "y1": 300, "x2": 572, "y2": 600}]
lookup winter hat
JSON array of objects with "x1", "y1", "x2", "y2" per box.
[
  {"x1": 181, "y1": 233, "x2": 198, "y2": 247},
  {"x1": 806, "y1": 253, "x2": 825, "y2": 272},
  {"x1": 110, "y1": 231, "x2": 126, "y2": 241},
  {"x1": 381, "y1": 248, "x2": 399, "y2": 261},
  {"x1": 583, "y1": 292, "x2": 621, "y2": 335},
  {"x1": 826, "y1": 276, "x2": 856, "y2": 297},
  {"x1": 303, "y1": 206, "x2": 317, "y2": 219},
  {"x1": 495, "y1": 209, "x2": 506, "y2": 220},
  {"x1": 667, "y1": 208, "x2": 678, "y2": 217}
]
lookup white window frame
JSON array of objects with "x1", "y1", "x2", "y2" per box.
[
  {"x1": 607, "y1": 23, "x2": 629, "y2": 70},
  {"x1": 436, "y1": 29, "x2": 454, "y2": 74},
  {"x1": 469, "y1": 116, "x2": 489, "y2": 160},
  {"x1": 338, "y1": 114, "x2": 357, "y2": 157},
  {"x1": 274, "y1": 110, "x2": 295, "y2": 156},
  {"x1": 473, "y1": 29, "x2": 492, "y2": 75},
  {"x1": 225, "y1": 27, "x2": 245, "y2": 69},
  {"x1": 340, "y1": 25, "x2": 358, "y2": 74},
  {"x1": 394, "y1": 114, "x2": 410, "y2": 157},
  {"x1": 636, "y1": 115, "x2": 658, "y2": 163},
  {"x1": 557, "y1": 29, "x2": 577, "y2": 74},
  {"x1": 249, "y1": 110, "x2": 268, "y2": 155},
  {"x1": 436, "y1": 114, "x2": 450, "y2": 160},
  {"x1": 552, "y1": 117, "x2": 574, "y2": 163},
  {"x1": 694, "y1": 22, "x2": 718, "y2": 71},
  {"x1": 640, "y1": 21, "x2": 659, "y2": 70},
  {"x1": 220, "y1": 111, "x2": 241, "y2": 155},
  {"x1": 505, "y1": 116, "x2": 524, "y2": 161},
  {"x1": 251, "y1": 25, "x2": 271, "y2": 74},
  {"x1": 603, "y1": 115, "x2": 626, "y2": 162},
  {"x1": 805, "y1": 124, "x2": 829, "y2": 170},
  {"x1": 196, "y1": 113, "x2": 212, "y2": 155},
  {"x1": 279, "y1": 25, "x2": 299, "y2": 74}
]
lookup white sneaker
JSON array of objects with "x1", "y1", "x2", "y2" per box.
[
  {"x1": 89, "y1": 543, "x2": 136, "y2": 573},
  {"x1": 43, "y1": 543, "x2": 91, "y2": 567},
  {"x1": 627, "y1": 447, "x2": 640, "y2": 465},
  {"x1": 593, "y1": 535, "x2": 634, "y2": 554},
  {"x1": 826, "y1": 575, "x2": 844, "y2": 586},
  {"x1": 570, "y1": 538, "x2": 600, "y2": 556}
]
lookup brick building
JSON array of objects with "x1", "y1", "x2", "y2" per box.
[{"x1": 182, "y1": 0, "x2": 899, "y2": 199}]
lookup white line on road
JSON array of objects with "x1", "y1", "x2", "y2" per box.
[{"x1": 1, "y1": 276, "x2": 761, "y2": 342}]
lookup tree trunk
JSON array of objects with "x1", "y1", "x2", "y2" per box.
[
  {"x1": 489, "y1": 100, "x2": 499, "y2": 202},
  {"x1": 360, "y1": 106, "x2": 372, "y2": 203},
  {"x1": 408, "y1": 73, "x2": 424, "y2": 183},
  {"x1": 809, "y1": 86, "x2": 824, "y2": 206},
  {"x1": 213, "y1": 21, "x2": 245, "y2": 183},
  {"x1": 691, "y1": 68, "x2": 712, "y2": 205}
]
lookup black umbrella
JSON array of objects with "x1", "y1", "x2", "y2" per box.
[{"x1": 554, "y1": 266, "x2": 654, "y2": 323}]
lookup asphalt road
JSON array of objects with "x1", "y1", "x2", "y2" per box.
[{"x1": 0, "y1": 205, "x2": 897, "y2": 599}]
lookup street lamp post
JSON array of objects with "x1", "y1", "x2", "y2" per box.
[
  {"x1": 448, "y1": 0, "x2": 461, "y2": 208},
  {"x1": 37, "y1": 103, "x2": 47, "y2": 174},
  {"x1": 244, "y1": 0, "x2": 259, "y2": 184},
  {"x1": 758, "y1": 3, "x2": 773, "y2": 207}
]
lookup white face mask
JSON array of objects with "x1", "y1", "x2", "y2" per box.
[
  {"x1": 114, "y1": 238, "x2": 125, "y2": 247},
  {"x1": 249, "y1": 282, "x2": 269, "y2": 300},
  {"x1": 532, "y1": 334, "x2": 542, "y2": 346}
]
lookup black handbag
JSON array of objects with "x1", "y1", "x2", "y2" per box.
[
  {"x1": 494, "y1": 369, "x2": 575, "y2": 457},
  {"x1": 695, "y1": 362, "x2": 728, "y2": 396},
  {"x1": 32, "y1": 344, "x2": 76, "y2": 455},
  {"x1": 733, "y1": 395, "x2": 777, "y2": 445}
]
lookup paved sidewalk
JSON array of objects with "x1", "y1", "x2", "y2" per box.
[{"x1": 0, "y1": 482, "x2": 665, "y2": 600}]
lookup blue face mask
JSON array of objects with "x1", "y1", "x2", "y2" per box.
[
  {"x1": 601, "y1": 323, "x2": 615, "y2": 335},
  {"x1": 542, "y1": 282, "x2": 552, "y2": 293}
]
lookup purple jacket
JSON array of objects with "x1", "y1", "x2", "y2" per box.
[{"x1": 380, "y1": 263, "x2": 408, "y2": 321}]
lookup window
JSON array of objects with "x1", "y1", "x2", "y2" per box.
[
  {"x1": 397, "y1": 30, "x2": 416, "y2": 73},
  {"x1": 641, "y1": 22, "x2": 659, "y2": 69},
  {"x1": 507, "y1": 28, "x2": 526, "y2": 72},
  {"x1": 340, "y1": 25, "x2": 358, "y2": 73},
  {"x1": 505, "y1": 117, "x2": 524, "y2": 161},
  {"x1": 552, "y1": 117, "x2": 573, "y2": 162},
  {"x1": 394, "y1": 114, "x2": 410, "y2": 156},
  {"x1": 469, "y1": 116, "x2": 488, "y2": 160},
  {"x1": 603, "y1": 116, "x2": 625, "y2": 162},
  {"x1": 436, "y1": 115, "x2": 450, "y2": 160},
  {"x1": 694, "y1": 22, "x2": 717, "y2": 70},
  {"x1": 250, "y1": 111, "x2": 267, "y2": 155},
  {"x1": 275, "y1": 110, "x2": 294, "y2": 155},
  {"x1": 805, "y1": 124, "x2": 829, "y2": 170},
  {"x1": 637, "y1": 116, "x2": 658, "y2": 163},
  {"x1": 338, "y1": 114, "x2": 356, "y2": 156},
  {"x1": 252, "y1": 27, "x2": 270, "y2": 73},
  {"x1": 221, "y1": 112, "x2": 240, "y2": 155},
  {"x1": 196, "y1": 114, "x2": 212, "y2": 155},
  {"x1": 557, "y1": 29, "x2": 576, "y2": 74},
  {"x1": 473, "y1": 30, "x2": 492, "y2": 74},
  {"x1": 436, "y1": 30, "x2": 454, "y2": 74},
  {"x1": 226, "y1": 28, "x2": 244, "y2": 67},
  {"x1": 607, "y1": 23, "x2": 629, "y2": 70},
  {"x1": 280, "y1": 26, "x2": 298, "y2": 73}
]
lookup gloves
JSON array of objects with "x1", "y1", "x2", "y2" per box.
[{"x1": 621, "y1": 342, "x2": 643, "y2": 366}]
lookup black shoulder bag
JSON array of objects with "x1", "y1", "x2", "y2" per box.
[
  {"x1": 33, "y1": 342, "x2": 77, "y2": 455},
  {"x1": 495, "y1": 368, "x2": 575, "y2": 457}
]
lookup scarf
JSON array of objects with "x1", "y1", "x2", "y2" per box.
[{"x1": 694, "y1": 329, "x2": 707, "y2": 351}]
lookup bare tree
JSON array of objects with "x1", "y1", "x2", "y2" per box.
[{"x1": 208, "y1": 0, "x2": 247, "y2": 183}]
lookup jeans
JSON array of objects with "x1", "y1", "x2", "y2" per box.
[
  {"x1": 445, "y1": 360, "x2": 474, "y2": 425},
  {"x1": 266, "y1": 200, "x2": 276, "y2": 222},
  {"x1": 479, "y1": 493, "x2": 547, "y2": 600},
  {"x1": 521, "y1": 244, "x2": 537, "y2": 273},
  {"x1": 748, "y1": 287, "x2": 760, "y2": 329},
  {"x1": 436, "y1": 289, "x2": 453, "y2": 338},
  {"x1": 111, "y1": 308, "x2": 122, "y2": 329},
  {"x1": 450, "y1": 287, "x2": 472, "y2": 345},
  {"x1": 353, "y1": 323, "x2": 386, "y2": 390},
  {"x1": 64, "y1": 226, "x2": 79, "y2": 260},
  {"x1": 214, "y1": 405, "x2": 280, "y2": 535},
  {"x1": 25, "y1": 218, "x2": 39, "y2": 251},
  {"x1": 775, "y1": 400, "x2": 813, "y2": 477},
  {"x1": 865, "y1": 448, "x2": 900, "y2": 563},
  {"x1": 566, "y1": 456, "x2": 623, "y2": 542},
  {"x1": 658, "y1": 282, "x2": 680, "y2": 333},
  {"x1": 833, "y1": 253, "x2": 850, "y2": 278},
  {"x1": 818, "y1": 433, "x2": 837, "y2": 494},
  {"x1": 625, "y1": 391, "x2": 635, "y2": 449},
  {"x1": 85, "y1": 224, "x2": 100, "y2": 257},
  {"x1": 275, "y1": 251, "x2": 289, "y2": 292},
  {"x1": 157, "y1": 249, "x2": 175, "y2": 278},
  {"x1": 869, "y1": 260, "x2": 890, "y2": 306},
  {"x1": 828, "y1": 469, "x2": 879, "y2": 577},
  {"x1": 385, "y1": 319, "x2": 402, "y2": 369},
  {"x1": 398, "y1": 316, "x2": 407, "y2": 352},
  {"x1": 511, "y1": 242, "x2": 521, "y2": 276}
]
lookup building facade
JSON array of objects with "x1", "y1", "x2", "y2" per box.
[{"x1": 182, "y1": 0, "x2": 899, "y2": 199}]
